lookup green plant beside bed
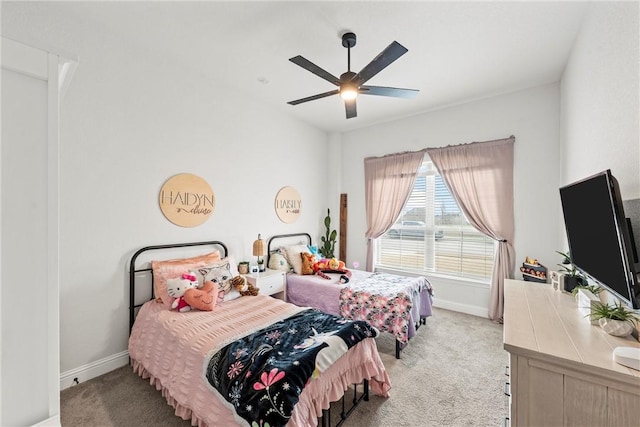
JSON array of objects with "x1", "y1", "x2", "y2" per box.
[{"x1": 320, "y1": 208, "x2": 337, "y2": 258}]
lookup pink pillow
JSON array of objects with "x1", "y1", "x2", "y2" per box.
[
  {"x1": 184, "y1": 281, "x2": 217, "y2": 311},
  {"x1": 152, "y1": 251, "x2": 221, "y2": 308}
]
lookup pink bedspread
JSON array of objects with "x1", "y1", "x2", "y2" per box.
[
  {"x1": 287, "y1": 270, "x2": 433, "y2": 344},
  {"x1": 128, "y1": 295, "x2": 391, "y2": 427}
]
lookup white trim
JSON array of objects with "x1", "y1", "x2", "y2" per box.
[
  {"x1": 1, "y1": 36, "x2": 78, "y2": 426},
  {"x1": 60, "y1": 351, "x2": 130, "y2": 390},
  {"x1": 1, "y1": 36, "x2": 78, "y2": 73},
  {"x1": 0, "y1": 48, "x2": 3, "y2": 427},
  {"x1": 58, "y1": 59, "x2": 78, "y2": 99},
  {"x1": 1, "y1": 37, "x2": 48, "y2": 80},
  {"x1": 432, "y1": 298, "x2": 489, "y2": 318},
  {"x1": 47, "y1": 51, "x2": 61, "y2": 418},
  {"x1": 31, "y1": 414, "x2": 60, "y2": 427}
]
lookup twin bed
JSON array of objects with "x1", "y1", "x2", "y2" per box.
[
  {"x1": 128, "y1": 240, "x2": 391, "y2": 427},
  {"x1": 267, "y1": 233, "x2": 433, "y2": 359}
]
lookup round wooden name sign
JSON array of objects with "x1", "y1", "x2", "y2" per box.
[
  {"x1": 159, "y1": 173, "x2": 215, "y2": 227},
  {"x1": 275, "y1": 186, "x2": 301, "y2": 223}
]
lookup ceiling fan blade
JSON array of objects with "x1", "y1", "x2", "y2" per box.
[
  {"x1": 353, "y1": 41, "x2": 408, "y2": 85},
  {"x1": 360, "y1": 85, "x2": 419, "y2": 98},
  {"x1": 289, "y1": 55, "x2": 341, "y2": 86},
  {"x1": 345, "y1": 98, "x2": 357, "y2": 119},
  {"x1": 287, "y1": 89, "x2": 339, "y2": 105}
]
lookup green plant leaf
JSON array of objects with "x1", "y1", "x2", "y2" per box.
[{"x1": 588, "y1": 301, "x2": 638, "y2": 324}]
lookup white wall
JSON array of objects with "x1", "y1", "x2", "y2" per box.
[
  {"x1": 2, "y1": 4, "x2": 329, "y2": 378},
  {"x1": 338, "y1": 84, "x2": 562, "y2": 315},
  {"x1": 560, "y1": 1, "x2": 639, "y2": 199}
]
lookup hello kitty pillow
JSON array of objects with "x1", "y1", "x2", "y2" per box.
[{"x1": 151, "y1": 251, "x2": 221, "y2": 308}]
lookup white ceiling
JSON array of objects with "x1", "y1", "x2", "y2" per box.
[{"x1": 10, "y1": 1, "x2": 590, "y2": 133}]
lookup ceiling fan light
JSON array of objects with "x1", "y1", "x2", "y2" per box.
[{"x1": 340, "y1": 86, "x2": 358, "y2": 100}]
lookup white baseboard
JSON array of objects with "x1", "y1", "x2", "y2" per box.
[
  {"x1": 32, "y1": 414, "x2": 60, "y2": 426},
  {"x1": 60, "y1": 350, "x2": 129, "y2": 390},
  {"x1": 432, "y1": 298, "x2": 489, "y2": 318}
]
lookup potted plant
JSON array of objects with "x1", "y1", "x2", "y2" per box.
[
  {"x1": 556, "y1": 250, "x2": 586, "y2": 292},
  {"x1": 571, "y1": 283, "x2": 603, "y2": 297},
  {"x1": 238, "y1": 261, "x2": 250, "y2": 275},
  {"x1": 572, "y1": 283, "x2": 603, "y2": 312},
  {"x1": 319, "y1": 208, "x2": 337, "y2": 258},
  {"x1": 588, "y1": 301, "x2": 638, "y2": 337}
]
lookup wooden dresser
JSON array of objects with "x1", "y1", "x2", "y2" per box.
[{"x1": 504, "y1": 279, "x2": 640, "y2": 426}]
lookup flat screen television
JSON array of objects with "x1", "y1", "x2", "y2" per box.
[{"x1": 559, "y1": 169, "x2": 640, "y2": 309}]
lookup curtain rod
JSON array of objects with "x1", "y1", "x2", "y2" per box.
[
  {"x1": 364, "y1": 148, "x2": 427, "y2": 161},
  {"x1": 426, "y1": 136, "x2": 515, "y2": 152}
]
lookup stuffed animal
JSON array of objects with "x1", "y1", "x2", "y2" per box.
[
  {"x1": 167, "y1": 272, "x2": 199, "y2": 312},
  {"x1": 328, "y1": 257, "x2": 345, "y2": 271},
  {"x1": 300, "y1": 252, "x2": 316, "y2": 275},
  {"x1": 313, "y1": 257, "x2": 351, "y2": 281},
  {"x1": 230, "y1": 275, "x2": 260, "y2": 296},
  {"x1": 184, "y1": 280, "x2": 217, "y2": 311}
]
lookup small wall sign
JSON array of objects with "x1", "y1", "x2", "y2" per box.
[
  {"x1": 159, "y1": 173, "x2": 215, "y2": 227},
  {"x1": 274, "y1": 186, "x2": 301, "y2": 223}
]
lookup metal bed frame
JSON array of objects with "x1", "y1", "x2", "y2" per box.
[
  {"x1": 267, "y1": 232, "x2": 428, "y2": 359},
  {"x1": 128, "y1": 239, "x2": 369, "y2": 427},
  {"x1": 128, "y1": 240, "x2": 228, "y2": 333}
]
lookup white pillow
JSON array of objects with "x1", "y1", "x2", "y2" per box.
[
  {"x1": 191, "y1": 256, "x2": 238, "y2": 293},
  {"x1": 283, "y1": 244, "x2": 311, "y2": 275},
  {"x1": 269, "y1": 251, "x2": 290, "y2": 271}
]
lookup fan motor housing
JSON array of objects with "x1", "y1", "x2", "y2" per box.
[
  {"x1": 340, "y1": 71, "x2": 357, "y2": 82},
  {"x1": 341, "y1": 32, "x2": 357, "y2": 48}
]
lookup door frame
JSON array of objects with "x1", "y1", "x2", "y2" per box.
[{"x1": 1, "y1": 36, "x2": 77, "y2": 426}]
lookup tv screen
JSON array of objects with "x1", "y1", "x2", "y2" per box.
[
  {"x1": 623, "y1": 198, "x2": 640, "y2": 272},
  {"x1": 559, "y1": 170, "x2": 639, "y2": 309}
]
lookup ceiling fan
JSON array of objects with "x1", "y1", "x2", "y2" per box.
[{"x1": 287, "y1": 32, "x2": 419, "y2": 119}]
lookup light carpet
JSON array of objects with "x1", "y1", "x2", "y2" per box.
[{"x1": 61, "y1": 307, "x2": 507, "y2": 426}]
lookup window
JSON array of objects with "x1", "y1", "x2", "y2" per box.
[{"x1": 376, "y1": 160, "x2": 495, "y2": 281}]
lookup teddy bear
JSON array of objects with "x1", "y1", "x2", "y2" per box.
[
  {"x1": 166, "y1": 272, "x2": 199, "y2": 312},
  {"x1": 230, "y1": 275, "x2": 260, "y2": 296}
]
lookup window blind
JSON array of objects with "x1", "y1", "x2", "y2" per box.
[{"x1": 376, "y1": 161, "x2": 495, "y2": 280}]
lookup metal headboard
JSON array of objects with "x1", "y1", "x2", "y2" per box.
[
  {"x1": 128, "y1": 240, "x2": 228, "y2": 333},
  {"x1": 266, "y1": 233, "x2": 312, "y2": 265}
]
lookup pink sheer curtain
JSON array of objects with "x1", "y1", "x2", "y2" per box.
[
  {"x1": 426, "y1": 136, "x2": 515, "y2": 322},
  {"x1": 363, "y1": 150, "x2": 425, "y2": 271}
]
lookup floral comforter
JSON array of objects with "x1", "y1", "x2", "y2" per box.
[
  {"x1": 204, "y1": 308, "x2": 378, "y2": 427},
  {"x1": 339, "y1": 272, "x2": 433, "y2": 344}
]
